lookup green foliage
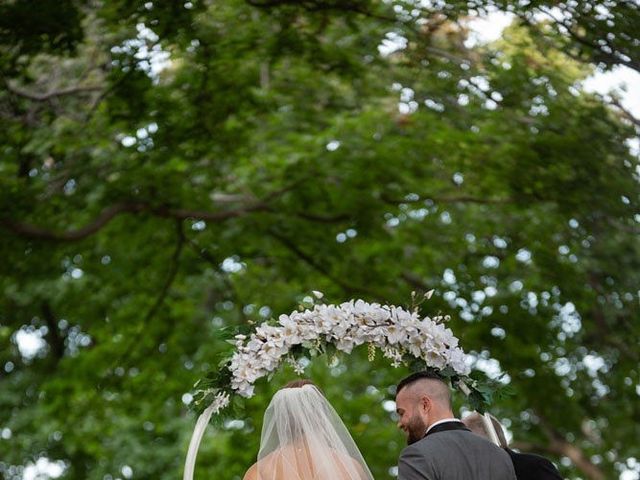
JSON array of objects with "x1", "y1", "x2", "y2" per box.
[{"x1": 1, "y1": 1, "x2": 639, "y2": 479}]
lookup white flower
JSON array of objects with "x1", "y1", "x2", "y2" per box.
[
  {"x1": 257, "y1": 348, "x2": 284, "y2": 371},
  {"x1": 312, "y1": 290, "x2": 324, "y2": 299},
  {"x1": 313, "y1": 312, "x2": 337, "y2": 335},
  {"x1": 401, "y1": 321, "x2": 420, "y2": 341},
  {"x1": 352, "y1": 331, "x2": 367, "y2": 347},
  {"x1": 386, "y1": 323, "x2": 407, "y2": 345},
  {"x1": 229, "y1": 352, "x2": 247, "y2": 369},
  {"x1": 328, "y1": 316, "x2": 352, "y2": 339},
  {"x1": 382, "y1": 346, "x2": 403, "y2": 367},
  {"x1": 368, "y1": 305, "x2": 391, "y2": 325},
  {"x1": 236, "y1": 382, "x2": 255, "y2": 398},
  {"x1": 336, "y1": 336, "x2": 356, "y2": 354},
  {"x1": 352, "y1": 299, "x2": 372, "y2": 316},
  {"x1": 392, "y1": 307, "x2": 417, "y2": 328},
  {"x1": 301, "y1": 325, "x2": 321, "y2": 342},
  {"x1": 211, "y1": 391, "x2": 231, "y2": 414},
  {"x1": 424, "y1": 350, "x2": 447, "y2": 369},
  {"x1": 230, "y1": 352, "x2": 263, "y2": 385},
  {"x1": 233, "y1": 334, "x2": 247, "y2": 349},
  {"x1": 246, "y1": 338, "x2": 263, "y2": 352},
  {"x1": 279, "y1": 316, "x2": 303, "y2": 345},
  {"x1": 355, "y1": 313, "x2": 374, "y2": 329},
  {"x1": 262, "y1": 338, "x2": 288, "y2": 358},
  {"x1": 288, "y1": 357, "x2": 306, "y2": 375},
  {"x1": 431, "y1": 323, "x2": 459, "y2": 348},
  {"x1": 449, "y1": 348, "x2": 470, "y2": 375},
  {"x1": 407, "y1": 332, "x2": 427, "y2": 358},
  {"x1": 255, "y1": 324, "x2": 284, "y2": 342},
  {"x1": 362, "y1": 326, "x2": 387, "y2": 345}
]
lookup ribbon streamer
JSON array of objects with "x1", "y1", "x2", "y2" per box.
[
  {"x1": 183, "y1": 403, "x2": 216, "y2": 480},
  {"x1": 481, "y1": 412, "x2": 501, "y2": 446}
]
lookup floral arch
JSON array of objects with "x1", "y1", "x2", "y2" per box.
[{"x1": 183, "y1": 292, "x2": 498, "y2": 480}]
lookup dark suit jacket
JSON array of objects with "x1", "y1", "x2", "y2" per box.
[
  {"x1": 506, "y1": 448, "x2": 563, "y2": 480},
  {"x1": 398, "y1": 421, "x2": 516, "y2": 480}
]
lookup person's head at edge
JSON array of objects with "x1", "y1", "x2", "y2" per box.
[{"x1": 462, "y1": 412, "x2": 509, "y2": 448}]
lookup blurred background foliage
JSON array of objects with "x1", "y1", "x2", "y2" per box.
[{"x1": 1, "y1": 0, "x2": 639, "y2": 479}]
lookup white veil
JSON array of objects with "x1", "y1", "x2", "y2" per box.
[{"x1": 254, "y1": 384, "x2": 374, "y2": 480}]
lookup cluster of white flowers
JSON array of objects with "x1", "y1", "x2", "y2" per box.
[
  {"x1": 209, "y1": 391, "x2": 231, "y2": 414},
  {"x1": 229, "y1": 296, "x2": 470, "y2": 398}
]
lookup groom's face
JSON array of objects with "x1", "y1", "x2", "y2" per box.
[{"x1": 395, "y1": 390, "x2": 428, "y2": 445}]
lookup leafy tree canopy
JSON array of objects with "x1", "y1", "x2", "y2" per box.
[{"x1": 1, "y1": 1, "x2": 638, "y2": 479}]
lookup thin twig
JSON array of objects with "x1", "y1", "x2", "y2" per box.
[
  {"x1": 610, "y1": 97, "x2": 640, "y2": 128},
  {"x1": 268, "y1": 230, "x2": 381, "y2": 297}
]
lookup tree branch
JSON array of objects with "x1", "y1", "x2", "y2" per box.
[
  {"x1": 610, "y1": 97, "x2": 640, "y2": 128},
  {"x1": 7, "y1": 83, "x2": 104, "y2": 102},
  {"x1": 295, "y1": 211, "x2": 351, "y2": 222},
  {"x1": 245, "y1": 0, "x2": 396, "y2": 22},
  {"x1": 0, "y1": 201, "x2": 272, "y2": 242},
  {"x1": 142, "y1": 221, "x2": 185, "y2": 325},
  {"x1": 423, "y1": 46, "x2": 469, "y2": 66},
  {"x1": 526, "y1": 7, "x2": 640, "y2": 73},
  {"x1": 41, "y1": 301, "x2": 65, "y2": 364},
  {"x1": 381, "y1": 192, "x2": 514, "y2": 205},
  {"x1": 1, "y1": 203, "x2": 145, "y2": 241},
  {"x1": 432, "y1": 195, "x2": 514, "y2": 204}
]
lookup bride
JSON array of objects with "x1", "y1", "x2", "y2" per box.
[{"x1": 243, "y1": 380, "x2": 374, "y2": 480}]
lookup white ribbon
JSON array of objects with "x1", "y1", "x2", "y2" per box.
[
  {"x1": 183, "y1": 403, "x2": 216, "y2": 480},
  {"x1": 480, "y1": 412, "x2": 501, "y2": 446}
]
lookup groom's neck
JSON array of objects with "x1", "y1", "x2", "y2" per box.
[{"x1": 427, "y1": 410, "x2": 457, "y2": 429}]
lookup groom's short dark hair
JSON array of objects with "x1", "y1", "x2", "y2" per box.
[{"x1": 396, "y1": 370, "x2": 446, "y2": 395}]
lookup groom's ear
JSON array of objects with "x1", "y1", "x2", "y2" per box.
[{"x1": 419, "y1": 395, "x2": 432, "y2": 413}]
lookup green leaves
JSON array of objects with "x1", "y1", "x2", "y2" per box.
[
  {"x1": 1, "y1": 1, "x2": 639, "y2": 479},
  {"x1": 0, "y1": 0, "x2": 84, "y2": 57}
]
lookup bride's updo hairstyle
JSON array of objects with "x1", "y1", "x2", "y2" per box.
[{"x1": 283, "y1": 379, "x2": 321, "y2": 391}]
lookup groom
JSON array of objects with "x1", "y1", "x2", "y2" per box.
[{"x1": 395, "y1": 371, "x2": 516, "y2": 480}]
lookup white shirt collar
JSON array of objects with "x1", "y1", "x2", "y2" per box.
[{"x1": 425, "y1": 418, "x2": 463, "y2": 435}]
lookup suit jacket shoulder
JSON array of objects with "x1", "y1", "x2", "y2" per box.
[
  {"x1": 398, "y1": 429, "x2": 516, "y2": 480},
  {"x1": 399, "y1": 441, "x2": 437, "y2": 480}
]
